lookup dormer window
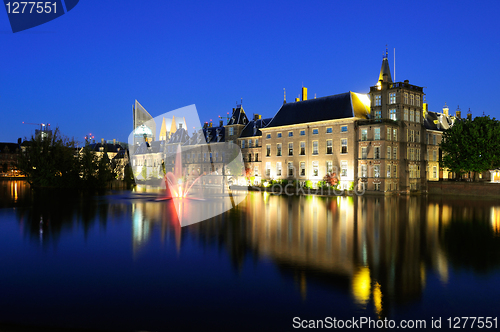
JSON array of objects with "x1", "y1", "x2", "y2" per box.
[{"x1": 253, "y1": 126, "x2": 257, "y2": 135}]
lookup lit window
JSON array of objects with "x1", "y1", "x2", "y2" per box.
[
  {"x1": 387, "y1": 128, "x2": 391, "y2": 140},
  {"x1": 416, "y1": 149, "x2": 420, "y2": 160},
  {"x1": 393, "y1": 147, "x2": 397, "y2": 159},
  {"x1": 277, "y1": 132, "x2": 282, "y2": 138},
  {"x1": 300, "y1": 162, "x2": 306, "y2": 176},
  {"x1": 361, "y1": 164, "x2": 367, "y2": 178},
  {"x1": 326, "y1": 140, "x2": 333, "y2": 154},
  {"x1": 374, "y1": 110, "x2": 381, "y2": 119},
  {"x1": 254, "y1": 166, "x2": 259, "y2": 176},
  {"x1": 393, "y1": 128, "x2": 397, "y2": 141},
  {"x1": 374, "y1": 128, "x2": 380, "y2": 140},
  {"x1": 389, "y1": 109, "x2": 397, "y2": 120},
  {"x1": 327, "y1": 161, "x2": 333, "y2": 173},
  {"x1": 410, "y1": 110, "x2": 414, "y2": 122},
  {"x1": 249, "y1": 139, "x2": 253, "y2": 147},
  {"x1": 393, "y1": 165, "x2": 397, "y2": 178},
  {"x1": 389, "y1": 92, "x2": 396, "y2": 104},
  {"x1": 312, "y1": 128, "x2": 319, "y2": 135},
  {"x1": 288, "y1": 142, "x2": 293, "y2": 156},
  {"x1": 300, "y1": 141, "x2": 305, "y2": 155},
  {"x1": 288, "y1": 162, "x2": 293, "y2": 177},
  {"x1": 266, "y1": 133, "x2": 271, "y2": 139},
  {"x1": 312, "y1": 141, "x2": 318, "y2": 155},
  {"x1": 341, "y1": 126, "x2": 348, "y2": 132},
  {"x1": 266, "y1": 145, "x2": 271, "y2": 157},
  {"x1": 387, "y1": 164, "x2": 391, "y2": 178},
  {"x1": 241, "y1": 140, "x2": 245, "y2": 148},
  {"x1": 404, "y1": 108, "x2": 409, "y2": 121},
  {"x1": 416, "y1": 111, "x2": 420, "y2": 123},
  {"x1": 313, "y1": 161, "x2": 319, "y2": 177},
  {"x1": 341, "y1": 139, "x2": 348, "y2": 154},
  {"x1": 300, "y1": 130, "x2": 305, "y2": 136},
  {"x1": 387, "y1": 146, "x2": 391, "y2": 160},
  {"x1": 327, "y1": 127, "x2": 333, "y2": 133},
  {"x1": 404, "y1": 93, "x2": 408, "y2": 104},
  {"x1": 374, "y1": 165, "x2": 380, "y2": 178},
  {"x1": 229, "y1": 127, "x2": 234, "y2": 136},
  {"x1": 266, "y1": 162, "x2": 271, "y2": 176},
  {"x1": 288, "y1": 131, "x2": 293, "y2": 137},
  {"x1": 410, "y1": 94, "x2": 414, "y2": 105},
  {"x1": 277, "y1": 143, "x2": 282, "y2": 156},
  {"x1": 361, "y1": 147, "x2": 367, "y2": 159},
  {"x1": 361, "y1": 129, "x2": 367, "y2": 141},
  {"x1": 374, "y1": 147, "x2": 380, "y2": 159},
  {"x1": 375, "y1": 95, "x2": 381, "y2": 106},
  {"x1": 433, "y1": 166, "x2": 437, "y2": 179},
  {"x1": 276, "y1": 162, "x2": 282, "y2": 176},
  {"x1": 416, "y1": 95, "x2": 420, "y2": 107},
  {"x1": 374, "y1": 183, "x2": 380, "y2": 191},
  {"x1": 341, "y1": 161, "x2": 348, "y2": 177}
]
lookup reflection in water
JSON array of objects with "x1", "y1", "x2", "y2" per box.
[{"x1": 4, "y1": 180, "x2": 500, "y2": 327}]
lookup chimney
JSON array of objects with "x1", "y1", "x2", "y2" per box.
[
  {"x1": 443, "y1": 103, "x2": 449, "y2": 116},
  {"x1": 17, "y1": 138, "x2": 22, "y2": 145},
  {"x1": 101, "y1": 138, "x2": 104, "y2": 144},
  {"x1": 295, "y1": 97, "x2": 300, "y2": 102},
  {"x1": 254, "y1": 114, "x2": 261, "y2": 121},
  {"x1": 179, "y1": 123, "x2": 183, "y2": 129},
  {"x1": 209, "y1": 122, "x2": 213, "y2": 128},
  {"x1": 219, "y1": 120, "x2": 223, "y2": 127},
  {"x1": 302, "y1": 87, "x2": 308, "y2": 101},
  {"x1": 456, "y1": 106, "x2": 461, "y2": 119},
  {"x1": 203, "y1": 122, "x2": 208, "y2": 129}
]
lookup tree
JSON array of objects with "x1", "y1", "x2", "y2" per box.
[
  {"x1": 440, "y1": 116, "x2": 500, "y2": 180},
  {"x1": 323, "y1": 172, "x2": 338, "y2": 187}
]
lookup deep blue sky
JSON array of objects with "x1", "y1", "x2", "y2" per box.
[{"x1": 1, "y1": 0, "x2": 499, "y2": 143}]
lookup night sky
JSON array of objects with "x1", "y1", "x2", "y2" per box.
[{"x1": 1, "y1": 0, "x2": 499, "y2": 143}]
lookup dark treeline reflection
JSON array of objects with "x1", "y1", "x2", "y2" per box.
[{"x1": 11, "y1": 186, "x2": 130, "y2": 246}]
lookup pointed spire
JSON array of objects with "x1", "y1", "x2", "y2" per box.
[
  {"x1": 378, "y1": 46, "x2": 393, "y2": 83},
  {"x1": 283, "y1": 88, "x2": 286, "y2": 104}
]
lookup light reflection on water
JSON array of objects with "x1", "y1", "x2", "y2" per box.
[{"x1": 1, "y1": 180, "x2": 500, "y2": 330}]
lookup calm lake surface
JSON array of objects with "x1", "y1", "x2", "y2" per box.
[{"x1": 1, "y1": 179, "x2": 500, "y2": 331}]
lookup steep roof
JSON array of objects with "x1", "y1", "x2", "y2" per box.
[
  {"x1": 167, "y1": 127, "x2": 189, "y2": 144},
  {"x1": 424, "y1": 111, "x2": 455, "y2": 131},
  {"x1": 378, "y1": 55, "x2": 392, "y2": 83},
  {"x1": 227, "y1": 106, "x2": 249, "y2": 126},
  {"x1": 265, "y1": 92, "x2": 370, "y2": 128},
  {"x1": 87, "y1": 143, "x2": 125, "y2": 153},
  {"x1": 202, "y1": 126, "x2": 225, "y2": 143},
  {"x1": 240, "y1": 118, "x2": 272, "y2": 138},
  {"x1": 0, "y1": 142, "x2": 21, "y2": 154}
]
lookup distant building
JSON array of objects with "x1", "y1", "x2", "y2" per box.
[
  {"x1": 133, "y1": 100, "x2": 156, "y2": 147},
  {"x1": 0, "y1": 141, "x2": 21, "y2": 177}
]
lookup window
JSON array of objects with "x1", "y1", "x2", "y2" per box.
[
  {"x1": 375, "y1": 95, "x2": 381, "y2": 106},
  {"x1": 374, "y1": 183, "x2": 380, "y2": 191},
  {"x1": 312, "y1": 141, "x2": 318, "y2": 155},
  {"x1": 393, "y1": 147, "x2": 397, "y2": 159},
  {"x1": 277, "y1": 132, "x2": 282, "y2": 138},
  {"x1": 410, "y1": 94, "x2": 414, "y2": 105},
  {"x1": 393, "y1": 165, "x2": 398, "y2": 178},
  {"x1": 288, "y1": 162, "x2": 294, "y2": 177},
  {"x1": 410, "y1": 148, "x2": 415, "y2": 160},
  {"x1": 410, "y1": 130, "x2": 415, "y2": 142},
  {"x1": 248, "y1": 153, "x2": 252, "y2": 162},
  {"x1": 300, "y1": 162, "x2": 306, "y2": 176},
  {"x1": 276, "y1": 162, "x2": 282, "y2": 176},
  {"x1": 277, "y1": 143, "x2": 282, "y2": 156},
  {"x1": 416, "y1": 95, "x2": 420, "y2": 107},
  {"x1": 416, "y1": 131, "x2": 420, "y2": 143},
  {"x1": 288, "y1": 142, "x2": 293, "y2": 156},
  {"x1": 374, "y1": 147, "x2": 380, "y2": 159},
  {"x1": 241, "y1": 140, "x2": 246, "y2": 148},
  {"x1": 393, "y1": 128, "x2": 397, "y2": 141},
  {"x1": 326, "y1": 140, "x2": 333, "y2": 154},
  {"x1": 374, "y1": 110, "x2": 381, "y2": 119},
  {"x1": 416, "y1": 149, "x2": 420, "y2": 161},
  {"x1": 387, "y1": 165, "x2": 391, "y2": 178},
  {"x1": 254, "y1": 166, "x2": 259, "y2": 176},
  {"x1": 266, "y1": 133, "x2": 271, "y2": 139},
  {"x1": 361, "y1": 129, "x2": 367, "y2": 141},
  {"x1": 410, "y1": 110, "x2": 414, "y2": 122},
  {"x1": 361, "y1": 164, "x2": 367, "y2": 178},
  {"x1": 374, "y1": 165, "x2": 380, "y2": 178},
  {"x1": 312, "y1": 161, "x2": 319, "y2": 177},
  {"x1": 327, "y1": 127, "x2": 333, "y2": 133},
  {"x1": 312, "y1": 128, "x2": 319, "y2": 135},
  {"x1": 374, "y1": 128, "x2": 380, "y2": 140},
  {"x1": 255, "y1": 138, "x2": 259, "y2": 147},
  {"x1": 341, "y1": 126, "x2": 348, "y2": 132},
  {"x1": 389, "y1": 109, "x2": 397, "y2": 120},
  {"x1": 416, "y1": 111, "x2": 420, "y2": 123},
  {"x1": 404, "y1": 93, "x2": 408, "y2": 104},
  {"x1": 387, "y1": 146, "x2": 391, "y2": 159},
  {"x1": 265, "y1": 163, "x2": 271, "y2": 176},
  {"x1": 404, "y1": 108, "x2": 409, "y2": 121},
  {"x1": 327, "y1": 161, "x2": 333, "y2": 173},
  {"x1": 341, "y1": 139, "x2": 348, "y2": 153},
  {"x1": 266, "y1": 145, "x2": 271, "y2": 157},
  {"x1": 249, "y1": 139, "x2": 253, "y2": 147},
  {"x1": 300, "y1": 130, "x2": 305, "y2": 136},
  {"x1": 389, "y1": 92, "x2": 396, "y2": 104},
  {"x1": 288, "y1": 131, "x2": 293, "y2": 137},
  {"x1": 361, "y1": 147, "x2": 367, "y2": 159},
  {"x1": 433, "y1": 135, "x2": 437, "y2": 145},
  {"x1": 433, "y1": 166, "x2": 437, "y2": 179},
  {"x1": 433, "y1": 150, "x2": 437, "y2": 162},
  {"x1": 341, "y1": 161, "x2": 348, "y2": 177},
  {"x1": 300, "y1": 141, "x2": 305, "y2": 155},
  {"x1": 387, "y1": 128, "x2": 391, "y2": 140},
  {"x1": 255, "y1": 153, "x2": 259, "y2": 161},
  {"x1": 229, "y1": 127, "x2": 234, "y2": 136},
  {"x1": 203, "y1": 153, "x2": 207, "y2": 161}
]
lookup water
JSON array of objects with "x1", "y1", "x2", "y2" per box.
[{"x1": 1, "y1": 180, "x2": 500, "y2": 331}]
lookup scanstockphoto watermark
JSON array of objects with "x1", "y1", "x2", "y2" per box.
[
  {"x1": 128, "y1": 104, "x2": 248, "y2": 228},
  {"x1": 292, "y1": 317, "x2": 427, "y2": 329}
]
